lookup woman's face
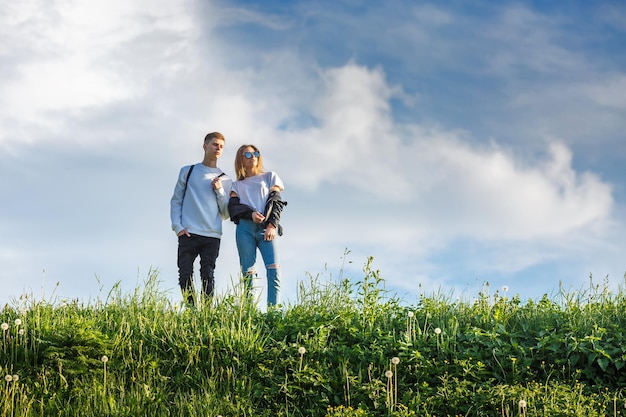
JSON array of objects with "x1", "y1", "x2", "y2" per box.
[{"x1": 241, "y1": 146, "x2": 259, "y2": 173}]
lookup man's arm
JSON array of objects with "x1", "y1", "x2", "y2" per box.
[{"x1": 170, "y1": 166, "x2": 189, "y2": 235}]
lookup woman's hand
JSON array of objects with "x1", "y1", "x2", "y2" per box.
[
  {"x1": 252, "y1": 211, "x2": 265, "y2": 223},
  {"x1": 264, "y1": 223, "x2": 276, "y2": 241}
]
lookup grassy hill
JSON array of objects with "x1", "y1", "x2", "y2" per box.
[{"x1": 2, "y1": 258, "x2": 626, "y2": 416}]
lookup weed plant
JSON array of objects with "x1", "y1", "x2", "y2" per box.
[{"x1": 2, "y1": 261, "x2": 626, "y2": 416}]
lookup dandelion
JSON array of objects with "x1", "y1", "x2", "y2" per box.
[
  {"x1": 519, "y1": 399, "x2": 527, "y2": 416},
  {"x1": 4, "y1": 375, "x2": 12, "y2": 382},
  {"x1": 385, "y1": 370, "x2": 394, "y2": 411},
  {"x1": 434, "y1": 327, "x2": 441, "y2": 335},
  {"x1": 18, "y1": 329, "x2": 24, "y2": 336},
  {"x1": 1, "y1": 323, "x2": 8, "y2": 331},
  {"x1": 11, "y1": 375, "x2": 18, "y2": 382},
  {"x1": 101, "y1": 355, "x2": 108, "y2": 393},
  {"x1": 14, "y1": 319, "x2": 21, "y2": 326},
  {"x1": 298, "y1": 346, "x2": 306, "y2": 371},
  {"x1": 503, "y1": 285, "x2": 509, "y2": 293},
  {"x1": 391, "y1": 357, "x2": 400, "y2": 405},
  {"x1": 406, "y1": 311, "x2": 416, "y2": 342}
]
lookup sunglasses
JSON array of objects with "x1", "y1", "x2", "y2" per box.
[{"x1": 243, "y1": 151, "x2": 260, "y2": 159}]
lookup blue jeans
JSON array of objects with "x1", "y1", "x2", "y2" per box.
[{"x1": 235, "y1": 219, "x2": 280, "y2": 306}]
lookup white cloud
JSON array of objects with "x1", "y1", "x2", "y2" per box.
[
  {"x1": 417, "y1": 138, "x2": 613, "y2": 240},
  {"x1": 0, "y1": 0, "x2": 198, "y2": 147},
  {"x1": 269, "y1": 61, "x2": 613, "y2": 246},
  {"x1": 579, "y1": 74, "x2": 626, "y2": 109}
]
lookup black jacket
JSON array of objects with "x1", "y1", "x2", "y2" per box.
[{"x1": 228, "y1": 190, "x2": 288, "y2": 236}]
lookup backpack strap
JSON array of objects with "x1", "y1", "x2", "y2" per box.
[{"x1": 182, "y1": 164, "x2": 195, "y2": 200}]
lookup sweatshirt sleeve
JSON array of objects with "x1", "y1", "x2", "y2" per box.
[
  {"x1": 170, "y1": 166, "x2": 191, "y2": 235},
  {"x1": 215, "y1": 177, "x2": 231, "y2": 221}
]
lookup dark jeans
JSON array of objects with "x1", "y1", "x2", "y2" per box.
[{"x1": 177, "y1": 234, "x2": 221, "y2": 305}]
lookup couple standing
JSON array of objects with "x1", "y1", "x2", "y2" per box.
[{"x1": 169, "y1": 132, "x2": 287, "y2": 308}]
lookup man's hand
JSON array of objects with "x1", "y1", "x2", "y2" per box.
[{"x1": 212, "y1": 176, "x2": 223, "y2": 190}]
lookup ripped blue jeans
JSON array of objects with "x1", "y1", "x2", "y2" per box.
[{"x1": 235, "y1": 219, "x2": 280, "y2": 306}]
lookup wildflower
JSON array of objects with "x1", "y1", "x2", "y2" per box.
[
  {"x1": 391, "y1": 357, "x2": 400, "y2": 365},
  {"x1": 101, "y1": 355, "x2": 109, "y2": 363},
  {"x1": 407, "y1": 311, "x2": 414, "y2": 318},
  {"x1": 434, "y1": 327, "x2": 442, "y2": 335},
  {"x1": 18, "y1": 329, "x2": 24, "y2": 336},
  {"x1": 385, "y1": 370, "x2": 393, "y2": 379},
  {"x1": 14, "y1": 318, "x2": 21, "y2": 326},
  {"x1": 519, "y1": 399, "x2": 527, "y2": 409},
  {"x1": 12, "y1": 375, "x2": 18, "y2": 382},
  {"x1": 4, "y1": 375, "x2": 12, "y2": 382},
  {"x1": 502, "y1": 285, "x2": 509, "y2": 293},
  {"x1": 1, "y1": 323, "x2": 8, "y2": 331},
  {"x1": 298, "y1": 347, "x2": 306, "y2": 372}
]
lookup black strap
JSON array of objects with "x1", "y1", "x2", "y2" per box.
[{"x1": 182, "y1": 164, "x2": 195, "y2": 200}]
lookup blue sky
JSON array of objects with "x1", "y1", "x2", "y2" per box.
[{"x1": 1, "y1": 0, "x2": 625, "y2": 307}]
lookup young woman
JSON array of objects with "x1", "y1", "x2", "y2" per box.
[{"x1": 228, "y1": 144, "x2": 287, "y2": 307}]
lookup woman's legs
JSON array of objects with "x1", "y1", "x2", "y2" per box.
[
  {"x1": 235, "y1": 220, "x2": 259, "y2": 296},
  {"x1": 258, "y1": 236, "x2": 280, "y2": 306},
  {"x1": 236, "y1": 219, "x2": 281, "y2": 306}
]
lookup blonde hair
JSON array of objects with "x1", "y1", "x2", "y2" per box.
[{"x1": 234, "y1": 144, "x2": 264, "y2": 180}]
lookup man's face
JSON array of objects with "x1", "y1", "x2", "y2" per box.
[{"x1": 204, "y1": 138, "x2": 224, "y2": 160}]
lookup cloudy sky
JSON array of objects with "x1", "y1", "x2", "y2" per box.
[{"x1": 1, "y1": 0, "x2": 625, "y2": 307}]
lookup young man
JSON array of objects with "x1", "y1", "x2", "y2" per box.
[{"x1": 170, "y1": 132, "x2": 231, "y2": 306}]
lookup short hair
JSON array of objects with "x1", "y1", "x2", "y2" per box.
[
  {"x1": 204, "y1": 132, "x2": 225, "y2": 143},
  {"x1": 234, "y1": 144, "x2": 264, "y2": 180}
]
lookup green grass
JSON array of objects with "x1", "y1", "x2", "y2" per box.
[{"x1": 2, "y1": 258, "x2": 626, "y2": 416}]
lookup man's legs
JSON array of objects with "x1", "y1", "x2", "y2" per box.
[
  {"x1": 177, "y1": 235, "x2": 199, "y2": 305},
  {"x1": 198, "y1": 236, "x2": 221, "y2": 301}
]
